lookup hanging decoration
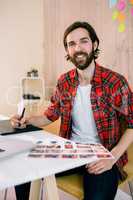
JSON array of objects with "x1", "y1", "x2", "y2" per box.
[{"x1": 109, "y1": 0, "x2": 133, "y2": 32}]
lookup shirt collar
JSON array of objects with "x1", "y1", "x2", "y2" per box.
[
  {"x1": 69, "y1": 62, "x2": 102, "y2": 86},
  {"x1": 91, "y1": 62, "x2": 102, "y2": 85}
]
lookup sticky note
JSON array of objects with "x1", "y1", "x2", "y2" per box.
[
  {"x1": 112, "y1": 10, "x2": 119, "y2": 20},
  {"x1": 117, "y1": 12, "x2": 125, "y2": 22},
  {"x1": 131, "y1": 7, "x2": 133, "y2": 16},
  {"x1": 130, "y1": 0, "x2": 133, "y2": 5},
  {"x1": 117, "y1": 0, "x2": 126, "y2": 11},
  {"x1": 109, "y1": 0, "x2": 117, "y2": 8},
  {"x1": 118, "y1": 23, "x2": 125, "y2": 32}
]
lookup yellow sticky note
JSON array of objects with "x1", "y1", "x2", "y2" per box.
[
  {"x1": 112, "y1": 10, "x2": 119, "y2": 20},
  {"x1": 118, "y1": 23, "x2": 125, "y2": 32}
]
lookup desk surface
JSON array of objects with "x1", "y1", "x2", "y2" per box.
[
  {"x1": 0, "y1": 115, "x2": 9, "y2": 120},
  {"x1": 0, "y1": 130, "x2": 97, "y2": 190}
]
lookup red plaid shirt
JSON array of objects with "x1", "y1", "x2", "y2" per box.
[{"x1": 44, "y1": 63, "x2": 133, "y2": 176}]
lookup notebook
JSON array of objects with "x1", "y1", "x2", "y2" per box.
[
  {"x1": 0, "y1": 120, "x2": 42, "y2": 135},
  {"x1": 0, "y1": 136, "x2": 35, "y2": 159}
]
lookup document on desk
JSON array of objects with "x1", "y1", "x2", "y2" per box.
[
  {"x1": 28, "y1": 139, "x2": 114, "y2": 160},
  {"x1": 0, "y1": 136, "x2": 35, "y2": 159},
  {"x1": 0, "y1": 131, "x2": 103, "y2": 190}
]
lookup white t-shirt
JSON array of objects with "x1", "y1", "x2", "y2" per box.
[{"x1": 71, "y1": 84, "x2": 100, "y2": 144}]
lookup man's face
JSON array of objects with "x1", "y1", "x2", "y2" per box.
[{"x1": 66, "y1": 28, "x2": 96, "y2": 70}]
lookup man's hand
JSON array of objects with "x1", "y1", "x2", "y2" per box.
[
  {"x1": 86, "y1": 129, "x2": 133, "y2": 175},
  {"x1": 85, "y1": 159, "x2": 115, "y2": 174},
  {"x1": 10, "y1": 115, "x2": 28, "y2": 129},
  {"x1": 11, "y1": 114, "x2": 52, "y2": 129}
]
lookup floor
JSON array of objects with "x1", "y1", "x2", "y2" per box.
[
  {"x1": 0, "y1": 187, "x2": 132, "y2": 200},
  {"x1": 59, "y1": 189, "x2": 132, "y2": 200}
]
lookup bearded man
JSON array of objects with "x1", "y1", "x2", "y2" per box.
[{"x1": 12, "y1": 21, "x2": 133, "y2": 200}]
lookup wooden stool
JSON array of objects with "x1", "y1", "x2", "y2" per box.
[
  {"x1": 29, "y1": 175, "x2": 59, "y2": 200},
  {"x1": 56, "y1": 173, "x2": 83, "y2": 200}
]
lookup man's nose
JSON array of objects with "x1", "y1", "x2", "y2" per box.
[{"x1": 75, "y1": 43, "x2": 82, "y2": 52}]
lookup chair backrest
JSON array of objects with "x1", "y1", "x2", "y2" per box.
[{"x1": 42, "y1": 118, "x2": 60, "y2": 135}]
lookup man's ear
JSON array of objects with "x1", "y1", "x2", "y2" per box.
[
  {"x1": 66, "y1": 47, "x2": 69, "y2": 53},
  {"x1": 93, "y1": 42, "x2": 98, "y2": 50}
]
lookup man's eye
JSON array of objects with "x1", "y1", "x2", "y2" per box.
[
  {"x1": 68, "y1": 42, "x2": 75, "y2": 47},
  {"x1": 81, "y1": 40, "x2": 89, "y2": 44}
]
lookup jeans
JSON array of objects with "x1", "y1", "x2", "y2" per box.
[
  {"x1": 56, "y1": 165, "x2": 119, "y2": 200},
  {"x1": 83, "y1": 165, "x2": 119, "y2": 200}
]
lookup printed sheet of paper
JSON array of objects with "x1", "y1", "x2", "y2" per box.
[{"x1": 28, "y1": 139, "x2": 114, "y2": 159}]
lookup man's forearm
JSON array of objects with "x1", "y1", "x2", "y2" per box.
[
  {"x1": 27, "y1": 115, "x2": 52, "y2": 127},
  {"x1": 111, "y1": 129, "x2": 133, "y2": 163}
]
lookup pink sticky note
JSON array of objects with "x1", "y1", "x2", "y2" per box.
[
  {"x1": 117, "y1": 0, "x2": 126, "y2": 11},
  {"x1": 131, "y1": 7, "x2": 133, "y2": 16}
]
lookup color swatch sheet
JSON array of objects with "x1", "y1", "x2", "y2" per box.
[{"x1": 28, "y1": 139, "x2": 114, "y2": 159}]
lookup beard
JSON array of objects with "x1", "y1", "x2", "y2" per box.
[{"x1": 69, "y1": 50, "x2": 95, "y2": 70}]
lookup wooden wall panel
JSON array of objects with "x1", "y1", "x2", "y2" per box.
[{"x1": 43, "y1": 0, "x2": 133, "y2": 98}]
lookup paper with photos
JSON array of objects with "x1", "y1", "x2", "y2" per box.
[{"x1": 28, "y1": 139, "x2": 114, "y2": 159}]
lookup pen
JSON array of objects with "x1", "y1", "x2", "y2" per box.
[
  {"x1": 18, "y1": 107, "x2": 25, "y2": 127},
  {"x1": 19, "y1": 107, "x2": 25, "y2": 120}
]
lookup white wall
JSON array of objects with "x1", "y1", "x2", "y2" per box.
[{"x1": 0, "y1": 0, "x2": 44, "y2": 116}]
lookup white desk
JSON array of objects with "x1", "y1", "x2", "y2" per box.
[
  {"x1": 0, "y1": 131, "x2": 98, "y2": 188},
  {"x1": 0, "y1": 115, "x2": 9, "y2": 120},
  {"x1": 0, "y1": 130, "x2": 97, "y2": 200}
]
